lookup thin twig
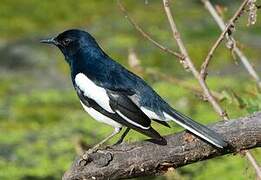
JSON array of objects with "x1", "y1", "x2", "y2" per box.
[
  {"x1": 146, "y1": 69, "x2": 223, "y2": 100},
  {"x1": 200, "y1": 0, "x2": 249, "y2": 80},
  {"x1": 117, "y1": 0, "x2": 184, "y2": 60},
  {"x1": 201, "y1": 0, "x2": 261, "y2": 88},
  {"x1": 246, "y1": 152, "x2": 261, "y2": 179},
  {"x1": 162, "y1": 0, "x2": 261, "y2": 178},
  {"x1": 162, "y1": 0, "x2": 228, "y2": 119},
  {"x1": 127, "y1": 48, "x2": 223, "y2": 100}
]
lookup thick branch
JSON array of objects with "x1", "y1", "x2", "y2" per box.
[{"x1": 63, "y1": 111, "x2": 261, "y2": 180}]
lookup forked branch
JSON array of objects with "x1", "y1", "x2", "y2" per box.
[
  {"x1": 117, "y1": 0, "x2": 183, "y2": 60},
  {"x1": 200, "y1": 0, "x2": 250, "y2": 80},
  {"x1": 201, "y1": 0, "x2": 261, "y2": 88}
]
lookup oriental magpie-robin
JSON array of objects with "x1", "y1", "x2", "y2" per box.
[{"x1": 41, "y1": 29, "x2": 227, "y2": 154}]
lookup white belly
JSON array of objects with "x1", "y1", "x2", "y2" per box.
[{"x1": 80, "y1": 101, "x2": 122, "y2": 128}]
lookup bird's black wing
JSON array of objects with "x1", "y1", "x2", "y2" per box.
[
  {"x1": 75, "y1": 86, "x2": 164, "y2": 141},
  {"x1": 107, "y1": 91, "x2": 151, "y2": 129}
]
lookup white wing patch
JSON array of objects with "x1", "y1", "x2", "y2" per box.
[
  {"x1": 140, "y1": 107, "x2": 165, "y2": 121},
  {"x1": 75, "y1": 73, "x2": 114, "y2": 113},
  {"x1": 80, "y1": 101, "x2": 122, "y2": 128},
  {"x1": 115, "y1": 110, "x2": 150, "y2": 130}
]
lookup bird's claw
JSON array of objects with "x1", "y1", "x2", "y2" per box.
[
  {"x1": 113, "y1": 139, "x2": 123, "y2": 146},
  {"x1": 78, "y1": 149, "x2": 97, "y2": 166}
]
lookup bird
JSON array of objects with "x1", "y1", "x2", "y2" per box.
[{"x1": 40, "y1": 29, "x2": 227, "y2": 158}]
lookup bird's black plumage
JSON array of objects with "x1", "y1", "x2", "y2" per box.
[
  {"x1": 41, "y1": 29, "x2": 227, "y2": 148},
  {"x1": 75, "y1": 86, "x2": 164, "y2": 142}
]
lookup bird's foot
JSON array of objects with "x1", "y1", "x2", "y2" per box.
[
  {"x1": 113, "y1": 138, "x2": 124, "y2": 146},
  {"x1": 113, "y1": 128, "x2": 130, "y2": 146},
  {"x1": 78, "y1": 148, "x2": 98, "y2": 166}
]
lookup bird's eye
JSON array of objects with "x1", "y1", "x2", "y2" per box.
[{"x1": 62, "y1": 38, "x2": 72, "y2": 46}]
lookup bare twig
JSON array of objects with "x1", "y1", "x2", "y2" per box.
[
  {"x1": 162, "y1": 0, "x2": 228, "y2": 119},
  {"x1": 64, "y1": 112, "x2": 261, "y2": 180},
  {"x1": 247, "y1": 0, "x2": 258, "y2": 26},
  {"x1": 117, "y1": 0, "x2": 184, "y2": 60},
  {"x1": 200, "y1": 0, "x2": 249, "y2": 80},
  {"x1": 147, "y1": 69, "x2": 223, "y2": 100},
  {"x1": 246, "y1": 152, "x2": 261, "y2": 179},
  {"x1": 201, "y1": 0, "x2": 261, "y2": 88},
  {"x1": 127, "y1": 48, "x2": 223, "y2": 100}
]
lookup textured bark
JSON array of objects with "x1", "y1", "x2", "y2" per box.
[{"x1": 63, "y1": 112, "x2": 261, "y2": 180}]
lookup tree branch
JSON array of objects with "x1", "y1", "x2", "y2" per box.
[
  {"x1": 127, "y1": 48, "x2": 223, "y2": 100},
  {"x1": 117, "y1": 0, "x2": 184, "y2": 61},
  {"x1": 201, "y1": 0, "x2": 261, "y2": 88},
  {"x1": 63, "y1": 111, "x2": 261, "y2": 180},
  {"x1": 200, "y1": 0, "x2": 249, "y2": 80}
]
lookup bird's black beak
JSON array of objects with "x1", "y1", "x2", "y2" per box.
[{"x1": 40, "y1": 37, "x2": 58, "y2": 45}]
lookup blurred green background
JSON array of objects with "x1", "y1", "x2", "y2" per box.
[{"x1": 0, "y1": 0, "x2": 260, "y2": 179}]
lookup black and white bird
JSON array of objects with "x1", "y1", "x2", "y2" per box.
[{"x1": 40, "y1": 29, "x2": 227, "y2": 153}]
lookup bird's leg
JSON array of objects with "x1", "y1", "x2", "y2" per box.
[
  {"x1": 80, "y1": 127, "x2": 121, "y2": 164},
  {"x1": 114, "y1": 127, "x2": 130, "y2": 145},
  {"x1": 91, "y1": 127, "x2": 122, "y2": 151}
]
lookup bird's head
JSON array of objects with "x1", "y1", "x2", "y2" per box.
[{"x1": 41, "y1": 29, "x2": 102, "y2": 63}]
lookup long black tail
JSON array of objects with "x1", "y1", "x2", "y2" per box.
[{"x1": 164, "y1": 108, "x2": 227, "y2": 148}]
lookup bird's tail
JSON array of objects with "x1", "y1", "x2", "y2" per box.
[{"x1": 164, "y1": 108, "x2": 227, "y2": 148}]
